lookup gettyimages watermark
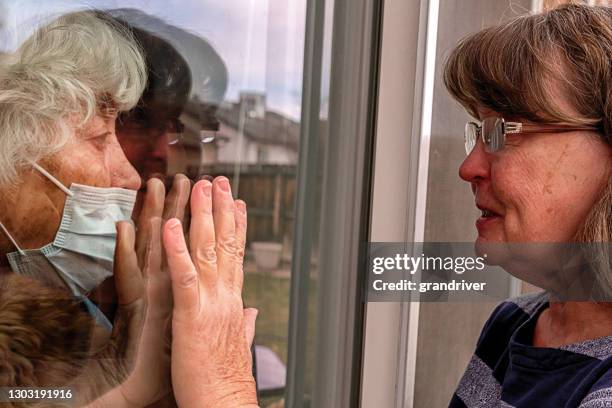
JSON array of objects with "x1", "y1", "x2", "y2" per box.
[{"x1": 365, "y1": 243, "x2": 612, "y2": 302}]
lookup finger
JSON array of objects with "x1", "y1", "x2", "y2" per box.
[
  {"x1": 234, "y1": 200, "x2": 247, "y2": 290},
  {"x1": 143, "y1": 217, "x2": 163, "y2": 279},
  {"x1": 111, "y1": 221, "x2": 145, "y2": 363},
  {"x1": 144, "y1": 217, "x2": 173, "y2": 319},
  {"x1": 163, "y1": 218, "x2": 200, "y2": 316},
  {"x1": 162, "y1": 174, "x2": 192, "y2": 272},
  {"x1": 136, "y1": 178, "x2": 165, "y2": 267},
  {"x1": 212, "y1": 176, "x2": 238, "y2": 287},
  {"x1": 163, "y1": 174, "x2": 191, "y2": 223},
  {"x1": 189, "y1": 180, "x2": 218, "y2": 288},
  {"x1": 182, "y1": 179, "x2": 194, "y2": 239},
  {"x1": 114, "y1": 221, "x2": 144, "y2": 306},
  {"x1": 243, "y1": 308, "x2": 258, "y2": 349}
]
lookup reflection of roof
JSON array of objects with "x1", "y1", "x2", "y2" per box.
[
  {"x1": 216, "y1": 102, "x2": 299, "y2": 151},
  {"x1": 182, "y1": 96, "x2": 219, "y2": 128}
]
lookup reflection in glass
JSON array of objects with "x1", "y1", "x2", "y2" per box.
[{"x1": 0, "y1": 1, "x2": 308, "y2": 406}]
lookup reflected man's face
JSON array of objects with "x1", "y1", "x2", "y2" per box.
[{"x1": 116, "y1": 115, "x2": 184, "y2": 189}]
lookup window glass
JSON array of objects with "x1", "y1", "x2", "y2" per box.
[{"x1": 0, "y1": 1, "x2": 310, "y2": 406}]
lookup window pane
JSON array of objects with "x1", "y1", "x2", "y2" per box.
[
  {"x1": 0, "y1": 1, "x2": 308, "y2": 406},
  {"x1": 0, "y1": 0, "x2": 377, "y2": 405}
]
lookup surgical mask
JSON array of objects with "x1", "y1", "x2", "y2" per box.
[{"x1": 0, "y1": 163, "x2": 137, "y2": 329}]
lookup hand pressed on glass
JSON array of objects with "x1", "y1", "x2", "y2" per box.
[
  {"x1": 80, "y1": 175, "x2": 191, "y2": 408},
  {"x1": 163, "y1": 177, "x2": 258, "y2": 408}
]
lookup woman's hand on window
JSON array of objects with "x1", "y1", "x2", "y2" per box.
[{"x1": 163, "y1": 177, "x2": 259, "y2": 408}]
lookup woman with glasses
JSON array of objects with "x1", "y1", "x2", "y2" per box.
[{"x1": 445, "y1": 4, "x2": 611, "y2": 407}]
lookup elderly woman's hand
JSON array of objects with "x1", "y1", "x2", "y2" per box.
[
  {"x1": 80, "y1": 175, "x2": 192, "y2": 407},
  {"x1": 163, "y1": 177, "x2": 259, "y2": 408},
  {"x1": 118, "y1": 175, "x2": 192, "y2": 405},
  {"x1": 71, "y1": 219, "x2": 145, "y2": 406}
]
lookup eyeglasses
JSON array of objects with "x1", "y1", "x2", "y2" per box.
[
  {"x1": 119, "y1": 117, "x2": 220, "y2": 146},
  {"x1": 464, "y1": 117, "x2": 599, "y2": 155}
]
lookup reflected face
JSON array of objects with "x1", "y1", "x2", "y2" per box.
[
  {"x1": 117, "y1": 123, "x2": 169, "y2": 183},
  {"x1": 117, "y1": 116, "x2": 183, "y2": 188},
  {"x1": 459, "y1": 107, "x2": 611, "y2": 244},
  {"x1": 0, "y1": 112, "x2": 141, "y2": 252}
]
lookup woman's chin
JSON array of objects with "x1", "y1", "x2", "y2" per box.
[
  {"x1": 474, "y1": 233, "x2": 509, "y2": 265},
  {"x1": 475, "y1": 230, "x2": 506, "y2": 245}
]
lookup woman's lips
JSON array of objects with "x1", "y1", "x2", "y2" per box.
[{"x1": 476, "y1": 211, "x2": 503, "y2": 232}]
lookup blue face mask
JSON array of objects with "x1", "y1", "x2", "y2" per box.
[{"x1": 0, "y1": 163, "x2": 137, "y2": 329}]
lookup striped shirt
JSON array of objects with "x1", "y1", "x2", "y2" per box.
[{"x1": 449, "y1": 292, "x2": 612, "y2": 408}]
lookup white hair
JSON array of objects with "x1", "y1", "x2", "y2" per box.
[{"x1": 0, "y1": 10, "x2": 146, "y2": 186}]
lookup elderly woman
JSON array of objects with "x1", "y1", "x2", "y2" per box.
[
  {"x1": 442, "y1": 4, "x2": 612, "y2": 407},
  {"x1": 0, "y1": 10, "x2": 258, "y2": 408}
]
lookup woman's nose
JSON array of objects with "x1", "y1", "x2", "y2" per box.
[
  {"x1": 109, "y1": 140, "x2": 142, "y2": 190},
  {"x1": 459, "y1": 139, "x2": 490, "y2": 184}
]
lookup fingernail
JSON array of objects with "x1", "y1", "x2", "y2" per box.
[
  {"x1": 146, "y1": 178, "x2": 160, "y2": 193},
  {"x1": 236, "y1": 200, "x2": 246, "y2": 214},
  {"x1": 167, "y1": 218, "x2": 181, "y2": 232},
  {"x1": 174, "y1": 173, "x2": 187, "y2": 187},
  {"x1": 217, "y1": 177, "x2": 230, "y2": 192},
  {"x1": 202, "y1": 181, "x2": 212, "y2": 197},
  {"x1": 199, "y1": 174, "x2": 214, "y2": 182}
]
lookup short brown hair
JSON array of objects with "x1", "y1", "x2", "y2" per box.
[
  {"x1": 443, "y1": 3, "x2": 612, "y2": 143},
  {"x1": 444, "y1": 4, "x2": 612, "y2": 288}
]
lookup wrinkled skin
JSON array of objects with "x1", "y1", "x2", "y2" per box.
[
  {"x1": 87, "y1": 177, "x2": 259, "y2": 408},
  {"x1": 80, "y1": 177, "x2": 187, "y2": 407},
  {"x1": 163, "y1": 178, "x2": 258, "y2": 408},
  {"x1": 459, "y1": 98, "x2": 612, "y2": 348},
  {"x1": 0, "y1": 112, "x2": 258, "y2": 406},
  {"x1": 0, "y1": 113, "x2": 140, "y2": 255},
  {"x1": 460, "y1": 107, "x2": 611, "y2": 245}
]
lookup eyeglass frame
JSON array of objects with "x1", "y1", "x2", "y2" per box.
[
  {"x1": 118, "y1": 117, "x2": 221, "y2": 146},
  {"x1": 464, "y1": 117, "x2": 599, "y2": 155}
]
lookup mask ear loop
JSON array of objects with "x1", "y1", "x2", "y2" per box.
[
  {"x1": 0, "y1": 162, "x2": 73, "y2": 256},
  {"x1": 30, "y1": 162, "x2": 74, "y2": 197},
  {"x1": 0, "y1": 221, "x2": 26, "y2": 256}
]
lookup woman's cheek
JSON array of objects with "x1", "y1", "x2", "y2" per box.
[
  {"x1": 51, "y1": 142, "x2": 112, "y2": 187},
  {"x1": 500, "y1": 210, "x2": 524, "y2": 242},
  {"x1": 491, "y1": 167, "x2": 545, "y2": 242}
]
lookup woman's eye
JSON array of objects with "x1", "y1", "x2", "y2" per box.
[{"x1": 89, "y1": 131, "x2": 112, "y2": 147}]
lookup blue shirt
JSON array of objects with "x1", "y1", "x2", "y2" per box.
[{"x1": 450, "y1": 292, "x2": 612, "y2": 407}]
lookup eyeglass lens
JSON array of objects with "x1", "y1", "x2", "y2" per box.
[
  {"x1": 464, "y1": 117, "x2": 506, "y2": 155},
  {"x1": 482, "y1": 117, "x2": 504, "y2": 152},
  {"x1": 464, "y1": 122, "x2": 478, "y2": 154}
]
